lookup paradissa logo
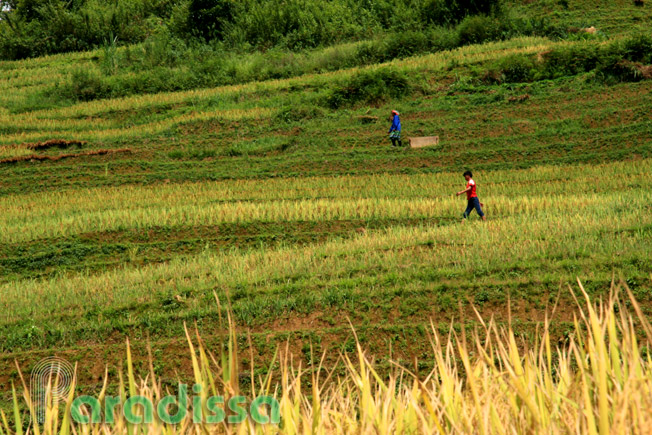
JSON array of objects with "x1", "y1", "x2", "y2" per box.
[{"x1": 71, "y1": 384, "x2": 280, "y2": 425}]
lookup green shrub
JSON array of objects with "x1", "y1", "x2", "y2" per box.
[
  {"x1": 596, "y1": 60, "x2": 647, "y2": 82},
  {"x1": 481, "y1": 34, "x2": 652, "y2": 84},
  {"x1": 139, "y1": 30, "x2": 188, "y2": 69},
  {"x1": 457, "y1": 15, "x2": 504, "y2": 45},
  {"x1": 383, "y1": 31, "x2": 430, "y2": 60},
  {"x1": 540, "y1": 44, "x2": 600, "y2": 78},
  {"x1": 224, "y1": 0, "x2": 357, "y2": 50},
  {"x1": 352, "y1": 28, "x2": 458, "y2": 69},
  {"x1": 354, "y1": 41, "x2": 388, "y2": 65},
  {"x1": 186, "y1": 0, "x2": 236, "y2": 41},
  {"x1": 621, "y1": 34, "x2": 652, "y2": 64},
  {"x1": 422, "y1": 0, "x2": 503, "y2": 25},
  {"x1": 325, "y1": 68, "x2": 410, "y2": 109},
  {"x1": 498, "y1": 54, "x2": 536, "y2": 82},
  {"x1": 277, "y1": 106, "x2": 324, "y2": 123},
  {"x1": 100, "y1": 34, "x2": 120, "y2": 75},
  {"x1": 1, "y1": 0, "x2": 513, "y2": 60},
  {"x1": 596, "y1": 38, "x2": 652, "y2": 82},
  {"x1": 508, "y1": 17, "x2": 567, "y2": 40},
  {"x1": 429, "y1": 27, "x2": 460, "y2": 51},
  {"x1": 0, "y1": 0, "x2": 171, "y2": 60},
  {"x1": 0, "y1": 20, "x2": 50, "y2": 59},
  {"x1": 62, "y1": 67, "x2": 109, "y2": 101}
]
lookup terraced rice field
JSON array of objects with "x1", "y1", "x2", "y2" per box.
[{"x1": 1, "y1": 15, "x2": 651, "y2": 427}]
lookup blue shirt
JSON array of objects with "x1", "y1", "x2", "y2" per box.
[{"x1": 389, "y1": 114, "x2": 401, "y2": 133}]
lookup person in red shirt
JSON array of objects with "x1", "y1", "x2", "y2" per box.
[{"x1": 456, "y1": 170, "x2": 486, "y2": 221}]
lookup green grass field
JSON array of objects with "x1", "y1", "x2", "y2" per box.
[{"x1": 1, "y1": 0, "x2": 651, "y2": 419}]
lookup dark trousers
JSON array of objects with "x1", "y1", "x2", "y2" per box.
[{"x1": 463, "y1": 197, "x2": 484, "y2": 218}]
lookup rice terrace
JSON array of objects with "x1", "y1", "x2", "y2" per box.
[{"x1": 1, "y1": 0, "x2": 652, "y2": 432}]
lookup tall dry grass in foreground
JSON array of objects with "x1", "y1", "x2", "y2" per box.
[{"x1": 5, "y1": 280, "x2": 652, "y2": 434}]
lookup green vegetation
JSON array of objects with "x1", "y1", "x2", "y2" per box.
[
  {"x1": 7, "y1": 281, "x2": 652, "y2": 433},
  {"x1": 0, "y1": 0, "x2": 507, "y2": 59},
  {"x1": 484, "y1": 34, "x2": 652, "y2": 83},
  {"x1": 0, "y1": 0, "x2": 651, "y2": 424}
]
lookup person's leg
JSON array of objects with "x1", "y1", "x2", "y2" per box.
[
  {"x1": 473, "y1": 198, "x2": 486, "y2": 221},
  {"x1": 463, "y1": 200, "x2": 474, "y2": 219}
]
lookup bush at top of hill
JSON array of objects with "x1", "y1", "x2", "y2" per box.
[
  {"x1": 183, "y1": 0, "x2": 235, "y2": 41},
  {"x1": 422, "y1": 0, "x2": 502, "y2": 25},
  {"x1": 0, "y1": 0, "x2": 508, "y2": 60},
  {"x1": 0, "y1": 0, "x2": 174, "y2": 59},
  {"x1": 457, "y1": 15, "x2": 507, "y2": 45},
  {"x1": 481, "y1": 33, "x2": 652, "y2": 84}
]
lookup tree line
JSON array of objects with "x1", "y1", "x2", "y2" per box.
[{"x1": 0, "y1": 0, "x2": 502, "y2": 59}]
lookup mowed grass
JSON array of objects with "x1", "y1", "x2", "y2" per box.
[
  {"x1": 1, "y1": 158, "x2": 650, "y2": 399},
  {"x1": 1, "y1": 159, "x2": 650, "y2": 245},
  {"x1": 0, "y1": 35, "x2": 650, "y2": 197}
]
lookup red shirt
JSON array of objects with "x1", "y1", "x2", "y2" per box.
[{"x1": 466, "y1": 179, "x2": 477, "y2": 200}]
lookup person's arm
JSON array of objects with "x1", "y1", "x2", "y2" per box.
[
  {"x1": 389, "y1": 116, "x2": 398, "y2": 133},
  {"x1": 456, "y1": 186, "x2": 472, "y2": 196},
  {"x1": 457, "y1": 179, "x2": 474, "y2": 196}
]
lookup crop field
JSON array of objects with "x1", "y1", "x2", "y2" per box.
[{"x1": 1, "y1": 0, "x2": 652, "y2": 431}]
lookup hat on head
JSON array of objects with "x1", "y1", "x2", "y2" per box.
[{"x1": 391, "y1": 110, "x2": 399, "y2": 116}]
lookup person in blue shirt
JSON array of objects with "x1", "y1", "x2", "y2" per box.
[{"x1": 388, "y1": 110, "x2": 402, "y2": 147}]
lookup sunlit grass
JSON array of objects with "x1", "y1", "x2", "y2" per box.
[
  {"x1": 0, "y1": 159, "x2": 649, "y2": 244},
  {"x1": 5, "y1": 280, "x2": 652, "y2": 433},
  {"x1": 0, "y1": 195, "x2": 647, "y2": 323}
]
